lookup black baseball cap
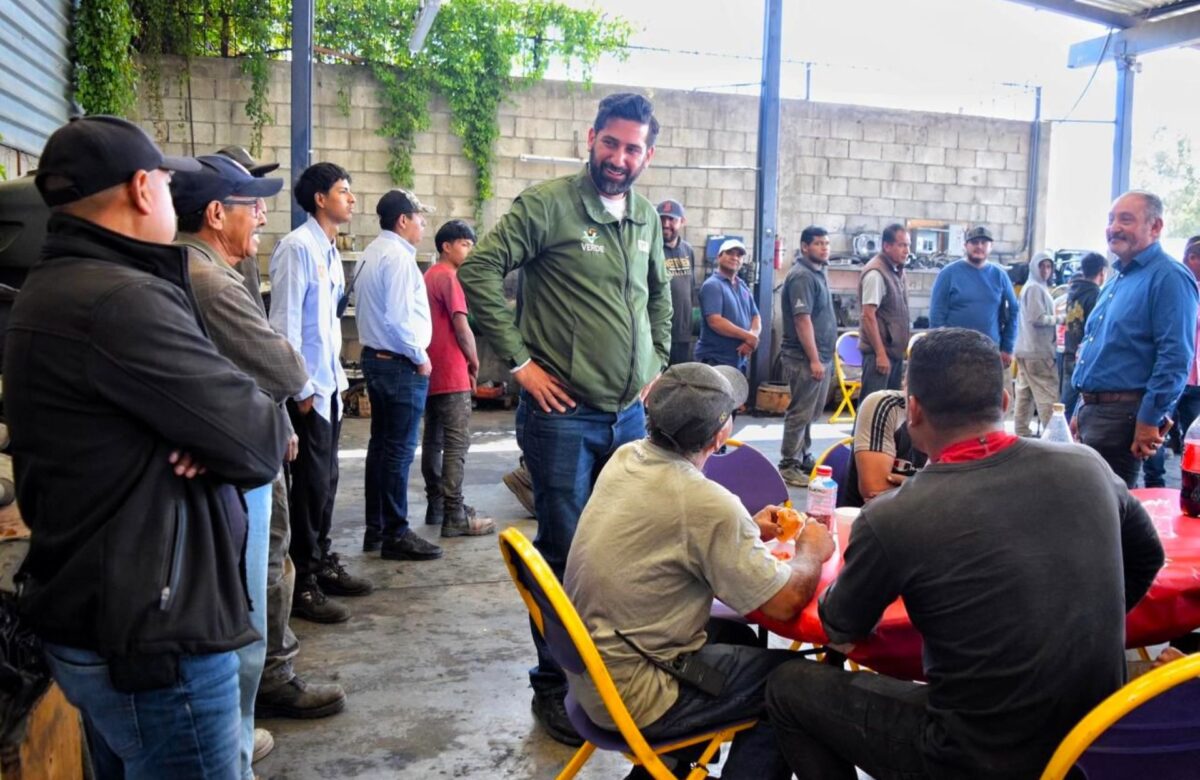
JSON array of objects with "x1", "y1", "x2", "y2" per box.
[
  {"x1": 216, "y1": 145, "x2": 280, "y2": 177},
  {"x1": 34, "y1": 115, "x2": 201, "y2": 207},
  {"x1": 170, "y1": 154, "x2": 283, "y2": 216},
  {"x1": 965, "y1": 226, "x2": 994, "y2": 243}
]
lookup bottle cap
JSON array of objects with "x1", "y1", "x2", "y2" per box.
[
  {"x1": 1052, "y1": 403, "x2": 1065, "y2": 413},
  {"x1": 816, "y1": 465, "x2": 833, "y2": 477}
]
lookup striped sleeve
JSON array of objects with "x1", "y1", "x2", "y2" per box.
[{"x1": 852, "y1": 391, "x2": 905, "y2": 458}]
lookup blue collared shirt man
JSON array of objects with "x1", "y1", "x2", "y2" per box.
[
  {"x1": 1073, "y1": 190, "x2": 1200, "y2": 487},
  {"x1": 695, "y1": 238, "x2": 761, "y2": 371},
  {"x1": 353, "y1": 230, "x2": 431, "y2": 366}
]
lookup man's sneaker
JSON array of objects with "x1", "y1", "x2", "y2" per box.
[
  {"x1": 441, "y1": 505, "x2": 496, "y2": 537},
  {"x1": 252, "y1": 728, "x2": 275, "y2": 763},
  {"x1": 531, "y1": 690, "x2": 583, "y2": 746},
  {"x1": 780, "y1": 464, "x2": 810, "y2": 487},
  {"x1": 502, "y1": 466, "x2": 536, "y2": 517},
  {"x1": 256, "y1": 675, "x2": 347, "y2": 719},
  {"x1": 381, "y1": 529, "x2": 443, "y2": 561},
  {"x1": 292, "y1": 577, "x2": 351, "y2": 623},
  {"x1": 316, "y1": 552, "x2": 373, "y2": 597}
]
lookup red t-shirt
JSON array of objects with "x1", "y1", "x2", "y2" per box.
[{"x1": 424, "y1": 263, "x2": 472, "y2": 396}]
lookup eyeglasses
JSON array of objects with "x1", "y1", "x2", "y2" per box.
[{"x1": 223, "y1": 198, "x2": 265, "y2": 217}]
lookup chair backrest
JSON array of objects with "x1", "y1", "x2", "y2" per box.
[
  {"x1": 1040, "y1": 654, "x2": 1200, "y2": 780},
  {"x1": 811, "y1": 437, "x2": 854, "y2": 507},
  {"x1": 497, "y1": 529, "x2": 658, "y2": 754},
  {"x1": 701, "y1": 439, "x2": 791, "y2": 515},
  {"x1": 836, "y1": 331, "x2": 863, "y2": 373}
]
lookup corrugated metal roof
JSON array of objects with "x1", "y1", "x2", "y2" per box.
[
  {"x1": 1072, "y1": 0, "x2": 1200, "y2": 21},
  {"x1": 0, "y1": 0, "x2": 72, "y2": 156}
]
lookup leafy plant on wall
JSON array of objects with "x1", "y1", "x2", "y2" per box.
[
  {"x1": 72, "y1": 0, "x2": 139, "y2": 116},
  {"x1": 72, "y1": 0, "x2": 629, "y2": 216}
]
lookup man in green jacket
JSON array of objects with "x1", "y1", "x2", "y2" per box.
[{"x1": 459, "y1": 92, "x2": 671, "y2": 745}]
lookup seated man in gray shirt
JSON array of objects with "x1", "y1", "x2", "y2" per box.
[
  {"x1": 766, "y1": 328, "x2": 1165, "y2": 780},
  {"x1": 565, "y1": 362, "x2": 834, "y2": 779}
]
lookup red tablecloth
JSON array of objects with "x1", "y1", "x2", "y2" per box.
[{"x1": 752, "y1": 487, "x2": 1200, "y2": 681}]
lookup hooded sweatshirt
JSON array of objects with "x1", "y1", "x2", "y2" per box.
[{"x1": 1015, "y1": 258, "x2": 1057, "y2": 359}]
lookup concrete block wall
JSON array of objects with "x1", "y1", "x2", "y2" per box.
[{"x1": 135, "y1": 56, "x2": 1048, "y2": 265}]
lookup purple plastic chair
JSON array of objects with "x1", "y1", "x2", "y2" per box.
[
  {"x1": 700, "y1": 440, "x2": 790, "y2": 516},
  {"x1": 810, "y1": 438, "x2": 853, "y2": 508}
]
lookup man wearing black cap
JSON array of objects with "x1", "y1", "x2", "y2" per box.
[
  {"x1": 171, "y1": 155, "x2": 310, "y2": 774},
  {"x1": 658, "y1": 199, "x2": 697, "y2": 366},
  {"x1": 354, "y1": 189, "x2": 444, "y2": 561},
  {"x1": 6, "y1": 115, "x2": 287, "y2": 775},
  {"x1": 212, "y1": 148, "x2": 349, "y2": 723},
  {"x1": 565, "y1": 362, "x2": 833, "y2": 780},
  {"x1": 929, "y1": 226, "x2": 1019, "y2": 366}
]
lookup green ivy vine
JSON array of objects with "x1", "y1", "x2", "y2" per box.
[{"x1": 71, "y1": 0, "x2": 629, "y2": 215}]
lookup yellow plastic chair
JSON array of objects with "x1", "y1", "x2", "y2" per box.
[
  {"x1": 1040, "y1": 652, "x2": 1200, "y2": 779},
  {"x1": 498, "y1": 529, "x2": 756, "y2": 780},
  {"x1": 830, "y1": 331, "x2": 863, "y2": 423}
]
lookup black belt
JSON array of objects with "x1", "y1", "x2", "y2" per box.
[
  {"x1": 1080, "y1": 391, "x2": 1143, "y2": 405},
  {"x1": 363, "y1": 346, "x2": 414, "y2": 365}
]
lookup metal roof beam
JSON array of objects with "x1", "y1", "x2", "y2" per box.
[
  {"x1": 1006, "y1": 0, "x2": 1137, "y2": 30},
  {"x1": 1069, "y1": 9, "x2": 1200, "y2": 67}
]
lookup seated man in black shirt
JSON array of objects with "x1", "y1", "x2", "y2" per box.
[{"x1": 766, "y1": 327, "x2": 1165, "y2": 780}]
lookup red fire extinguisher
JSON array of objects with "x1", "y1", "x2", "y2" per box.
[{"x1": 773, "y1": 236, "x2": 784, "y2": 270}]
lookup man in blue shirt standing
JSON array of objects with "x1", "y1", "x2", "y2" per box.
[
  {"x1": 1072, "y1": 190, "x2": 1199, "y2": 487},
  {"x1": 270, "y1": 163, "x2": 373, "y2": 624},
  {"x1": 695, "y1": 238, "x2": 760, "y2": 372},
  {"x1": 929, "y1": 226, "x2": 1020, "y2": 367},
  {"x1": 354, "y1": 190, "x2": 444, "y2": 562}
]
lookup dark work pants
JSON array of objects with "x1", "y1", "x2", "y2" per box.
[
  {"x1": 860, "y1": 351, "x2": 904, "y2": 399},
  {"x1": 261, "y1": 472, "x2": 299, "y2": 692},
  {"x1": 287, "y1": 397, "x2": 341, "y2": 579},
  {"x1": 1076, "y1": 399, "x2": 1141, "y2": 488},
  {"x1": 668, "y1": 339, "x2": 694, "y2": 367},
  {"x1": 421, "y1": 391, "x2": 473, "y2": 516},
  {"x1": 766, "y1": 659, "x2": 931, "y2": 780}
]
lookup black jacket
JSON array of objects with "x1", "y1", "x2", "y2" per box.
[{"x1": 4, "y1": 214, "x2": 287, "y2": 659}]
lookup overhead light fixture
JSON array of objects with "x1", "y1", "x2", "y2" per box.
[{"x1": 409, "y1": 0, "x2": 443, "y2": 56}]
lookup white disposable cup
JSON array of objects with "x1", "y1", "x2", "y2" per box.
[{"x1": 834, "y1": 507, "x2": 860, "y2": 553}]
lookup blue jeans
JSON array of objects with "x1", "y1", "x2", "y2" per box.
[
  {"x1": 363, "y1": 351, "x2": 429, "y2": 542},
  {"x1": 43, "y1": 643, "x2": 240, "y2": 779},
  {"x1": 516, "y1": 391, "x2": 645, "y2": 694},
  {"x1": 237, "y1": 481, "x2": 272, "y2": 779}
]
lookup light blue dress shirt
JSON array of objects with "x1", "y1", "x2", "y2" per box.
[
  {"x1": 352, "y1": 230, "x2": 431, "y2": 366},
  {"x1": 268, "y1": 216, "x2": 348, "y2": 422},
  {"x1": 1073, "y1": 241, "x2": 1199, "y2": 426}
]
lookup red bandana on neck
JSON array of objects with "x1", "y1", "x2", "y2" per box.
[{"x1": 934, "y1": 431, "x2": 1020, "y2": 464}]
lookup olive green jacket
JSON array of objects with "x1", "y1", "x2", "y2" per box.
[{"x1": 460, "y1": 168, "x2": 672, "y2": 411}]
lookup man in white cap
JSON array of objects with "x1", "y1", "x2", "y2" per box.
[
  {"x1": 694, "y1": 237, "x2": 760, "y2": 373},
  {"x1": 566, "y1": 361, "x2": 833, "y2": 780}
]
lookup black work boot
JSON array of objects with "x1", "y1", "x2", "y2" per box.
[
  {"x1": 315, "y1": 552, "x2": 373, "y2": 597},
  {"x1": 380, "y1": 529, "x2": 443, "y2": 561},
  {"x1": 292, "y1": 575, "x2": 351, "y2": 624},
  {"x1": 255, "y1": 674, "x2": 347, "y2": 719},
  {"x1": 531, "y1": 688, "x2": 583, "y2": 746}
]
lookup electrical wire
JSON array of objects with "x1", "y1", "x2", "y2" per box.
[{"x1": 1061, "y1": 27, "x2": 1115, "y2": 122}]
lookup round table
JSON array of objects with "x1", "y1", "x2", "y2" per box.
[{"x1": 753, "y1": 487, "x2": 1200, "y2": 680}]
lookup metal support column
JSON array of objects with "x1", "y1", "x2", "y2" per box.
[
  {"x1": 750, "y1": 0, "x2": 783, "y2": 398},
  {"x1": 290, "y1": 0, "x2": 314, "y2": 229},
  {"x1": 1111, "y1": 54, "x2": 1136, "y2": 200}
]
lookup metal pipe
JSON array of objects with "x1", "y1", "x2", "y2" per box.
[
  {"x1": 1111, "y1": 55, "x2": 1136, "y2": 199},
  {"x1": 290, "y1": 0, "x2": 314, "y2": 230},
  {"x1": 1022, "y1": 85, "x2": 1042, "y2": 258},
  {"x1": 751, "y1": 0, "x2": 783, "y2": 397}
]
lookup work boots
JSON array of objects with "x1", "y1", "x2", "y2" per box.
[{"x1": 255, "y1": 675, "x2": 347, "y2": 719}]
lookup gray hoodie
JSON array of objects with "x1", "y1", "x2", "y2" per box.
[{"x1": 1014, "y1": 255, "x2": 1058, "y2": 359}]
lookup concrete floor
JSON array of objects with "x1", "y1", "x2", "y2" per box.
[
  {"x1": 252, "y1": 406, "x2": 836, "y2": 780},
  {"x1": 253, "y1": 404, "x2": 1183, "y2": 779}
]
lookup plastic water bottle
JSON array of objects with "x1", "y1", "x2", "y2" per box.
[
  {"x1": 1041, "y1": 403, "x2": 1072, "y2": 443},
  {"x1": 806, "y1": 465, "x2": 838, "y2": 531},
  {"x1": 1181, "y1": 417, "x2": 1200, "y2": 517}
]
